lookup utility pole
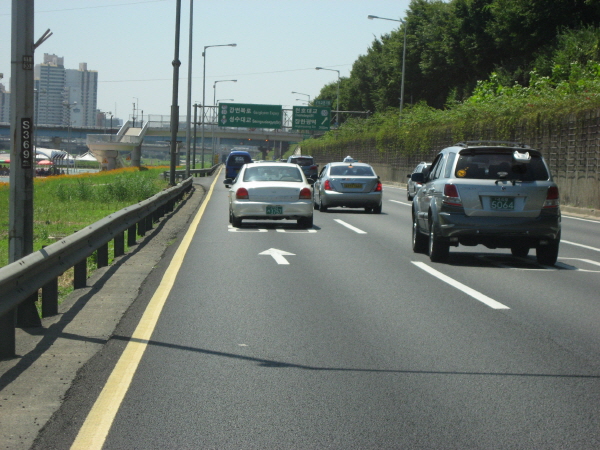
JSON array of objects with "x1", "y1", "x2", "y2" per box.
[
  {"x1": 4, "y1": 0, "x2": 43, "y2": 357},
  {"x1": 169, "y1": 0, "x2": 182, "y2": 186}
]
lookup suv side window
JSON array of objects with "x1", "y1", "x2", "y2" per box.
[
  {"x1": 444, "y1": 152, "x2": 457, "y2": 179},
  {"x1": 428, "y1": 154, "x2": 445, "y2": 181}
]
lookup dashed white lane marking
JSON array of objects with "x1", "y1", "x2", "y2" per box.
[
  {"x1": 562, "y1": 240, "x2": 600, "y2": 252},
  {"x1": 412, "y1": 261, "x2": 510, "y2": 310},
  {"x1": 334, "y1": 219, "x2": 367, "y2": 234}
]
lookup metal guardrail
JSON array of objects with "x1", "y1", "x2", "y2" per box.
[
  {"x1": 162, "y1": 164, "x2": 221, "y2": 180},
  {"x1": 0, "y1": 177, "x2": 194, "y2": 358}
]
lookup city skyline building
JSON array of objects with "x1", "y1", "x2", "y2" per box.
[{"x1": 34, "y1": 54, "x2": 98, "y2": 127}]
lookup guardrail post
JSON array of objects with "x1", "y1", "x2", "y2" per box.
[
  {"x1": 114, "y1": 231, "x2": 125, "y2": 258},
  {"x1": 74, "y1": 259, "x2": 87, "y2": 289},
  {"x1": 127, "y1": 224, "x2": 137, "y2": 246},
  {"x1": 0, "y1": 309, "x2": 16, "y2": 358},
  {"x1": 145, "y1": 215, "x2": 154, "y2": 231},
  {"x1": 138, "y1": 218, "x2": 146, "y2": 237},
  {"x1": 41, "y1": 278, "x2": 58, "y2": 317},
  {"x1": 97, "y1": 243, "x2": 109, "y2": 268},
  {"x1": 16, "y1": 293, "x2": 41, "y2": 328}
]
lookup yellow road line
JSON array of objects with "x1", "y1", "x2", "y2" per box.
[{"x1": 71, "y1": 169, "x2": 222, "y2": 450}]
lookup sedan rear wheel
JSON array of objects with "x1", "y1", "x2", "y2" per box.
[
  {"x1": 428, "y1": 220, "x2": 449, "y2": 262},
  {"x1": 373, "y1": 204, "x2": 382, "y2": 214},
  {"x1": 318, "y1": 197, "x2": 328, "y2": 212},
  {"x1": 231, "y1": 213, "x2": 242, "y2": 228},
  {"x1": 297, "y1": 216, "x2": 313, "y2": 229}
]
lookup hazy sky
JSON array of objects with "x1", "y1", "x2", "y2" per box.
[{"x1": 0, "y1": 0, "x2": 411, "y2": 121}]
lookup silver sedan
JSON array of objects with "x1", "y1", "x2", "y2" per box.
[
  {"x1": 313, "y1": 162, "x2": 383, "y2": 213},
  {"x1": 224, "y1": 162, "x2": 315, "y2": 228}
]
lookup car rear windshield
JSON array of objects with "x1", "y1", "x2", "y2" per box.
[
  {"x1": 330, "y1": 165, "x2": 375, "y2": 176},
  {"x1": 243, "y1": 166, "x2": 303, "y2": 182},
  {"x1": 454, "y1": 151, "x2": 550, "y2": 181},
  {"x1": 290, "y1": 157, "x2": 314, "y2": 166},
  {"x1": 227, "y1": 155, "x2": 252, "y2": 166}
]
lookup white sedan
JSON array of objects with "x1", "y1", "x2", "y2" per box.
[{"x1": 224, "y1": 162, "x2": 315, "y2": 228}]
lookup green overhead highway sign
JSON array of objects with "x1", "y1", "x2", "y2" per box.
[
  {"x1": 292, "y1": 106, "x2": 331, "y2": 131},
  {"x1": 218, "y1": 103, "x2": 282, "y2": 129}
]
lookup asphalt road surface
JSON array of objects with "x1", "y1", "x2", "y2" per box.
[{"x1": 22, "y1": 169, "x2": 600, "y2": 449}]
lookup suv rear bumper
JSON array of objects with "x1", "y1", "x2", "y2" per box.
[{"x1": 437, "y1": 209, "x2": 561, "y2": 247}]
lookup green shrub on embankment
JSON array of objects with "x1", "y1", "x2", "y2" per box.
[
  {"x1": 0, "y1": 167, "x2": 170, "y2": 270},
  {"x1": 301, "y1": 62, "x2": 600, "y2": 157}
]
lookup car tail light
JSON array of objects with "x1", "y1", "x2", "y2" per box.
[
  {"x1": 299, "y1": 188, "x2": 312, "y2": 199},
  {"x1": 236, "y1": 187, "x2": 249, "y2": 199},
  {"x1": 324, "y1": 179, "x2": 335, "y2": 191},
  {"x1": 543, "y1": 186, "x2": 560, "y2": 208},
  {"x1": 372, "y1": 181, "x2": 383, "y2": 192},
  {"x1": 442, "y1": 184, "x2": 462, "y2": 206},
  {"x1": 310, "y1": 165, "x2": 318, "y2": 170}
]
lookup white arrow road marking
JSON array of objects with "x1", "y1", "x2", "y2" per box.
[{"x1": 259, "y1": 248, "x2": 296, "y2": 265}]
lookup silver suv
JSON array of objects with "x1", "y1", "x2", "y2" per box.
[{"x1": 411, "y1": 141, "x2": 561, "y2": 264}]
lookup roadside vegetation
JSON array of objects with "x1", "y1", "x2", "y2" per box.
[
  {"x1": 0, "y1": 167, "x2": 172, "y2": 300},
  {"x1": 304, "y1": 1, "x2": 600, "y2": 154}
]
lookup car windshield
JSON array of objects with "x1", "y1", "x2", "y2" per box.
[
  {"x1": 329, "y1": 165, "x2": 375, "y2": 176},
  {"x1": 243, "y1": 166, "x2": 303, "y2": 182},
  {"x1": 454, "y1": 151, "x2": 549, "y2": 181},
  {"x1": 291, "y1": 157, "x2": 314, "y2": 166}
]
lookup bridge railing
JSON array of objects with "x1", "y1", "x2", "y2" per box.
[
  {"x1": 86, "y1": 134, "x2": 144, "y2": 145},
  {"x1": 0, "y1": 177, "x2": 194, "y2": 358}
]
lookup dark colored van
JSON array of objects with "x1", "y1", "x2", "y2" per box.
[{"x1": 225, "y1": 151, "x2": 252, "y2": 179}]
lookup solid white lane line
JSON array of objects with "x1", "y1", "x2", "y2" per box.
[
  {"x1": 334, "y1": 219, "x2": 367, "y2": 234},
  {"x1": 412, "y1": 261, "x2": 510, "y2": 310},
  {"x1": 561, "y1": 240, "x2": 600, "y2": 252}
]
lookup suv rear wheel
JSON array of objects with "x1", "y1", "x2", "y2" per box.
[
  {"x1": 412, "y1": 216, "x2": 428, "y2": 253},
  {"x1": 536, "y1": 234, "x2": 560, "y2": 265},
  {"x1": 428, "y1": 220, "x2": 449, "y2": 262}
]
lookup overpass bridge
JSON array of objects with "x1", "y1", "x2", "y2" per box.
[{"x1": 0, "y1": 108, "x2": 309, "y2": 169}]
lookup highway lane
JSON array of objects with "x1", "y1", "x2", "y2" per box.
[{"x1": 36, "y1": 177, "x2": 600, "y2": 449}]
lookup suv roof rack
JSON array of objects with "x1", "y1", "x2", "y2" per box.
[{"x1": 455, "y1": 140, "x2": 531, "y2": 149}]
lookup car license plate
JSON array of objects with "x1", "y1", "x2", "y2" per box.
[
  {"x1": 490, "y1": 196, "x2": 514, "y2": 210},
  {"x1": 342, "y1": 183, "x2": 362, "y2": 189},
  {"x1": 266, "y1": 205, "x2": 283, "y2": 214}
]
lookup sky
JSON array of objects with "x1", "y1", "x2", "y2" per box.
[{"x1": 0, "y1": 0, "x2": 411, "y2": 121}]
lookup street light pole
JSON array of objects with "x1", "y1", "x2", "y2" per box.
[
  {"x1": 292, "y1": 91, "x2": 311, "y2": 104},
  {"x1": 184, "y1": 0, "x2": 194, "y2": 178},
  {"x1": 315, "y1": 67, "x2": 340, "y2": 126},
  {"x1": 202, "y1": 43, "x2": 236, "y2": 168},
  {"x1": 169, "y1": 0, "x2": 182, "y2": 186},
  {"x1": 368, "y1": 14, "x2": 407, "y2": 119},
  {"x1": 212, "y1": 79, "x2": 236, "y2": 161}
]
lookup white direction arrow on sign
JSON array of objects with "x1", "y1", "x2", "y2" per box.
[{"x1": 259, "y1": 248, "x2": 296, "y2": 265}]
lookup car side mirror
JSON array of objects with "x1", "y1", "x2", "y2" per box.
[
  {"x1": 223, "y1": 178, "x2": 233, "y2": 187},
  {"x1": 411, "y1": 173, "x2": 425, "y2": 183},
  {"x1": 307, "y1": 178, "x2": 315, "y2": 185}
]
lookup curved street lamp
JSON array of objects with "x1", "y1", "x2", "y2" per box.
[
  {"x1": 292, "y1": 91, "x2": 310, "y2": 103},
  {"x1": 368, "y1": 14, "x2": 407, "y2": 119},
  {"x1": 202, "y1": 43, "x2": 236, "y2": 168},
  {"x1": 315, "y1": 67, "x2": 340, "y2": 126}
]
